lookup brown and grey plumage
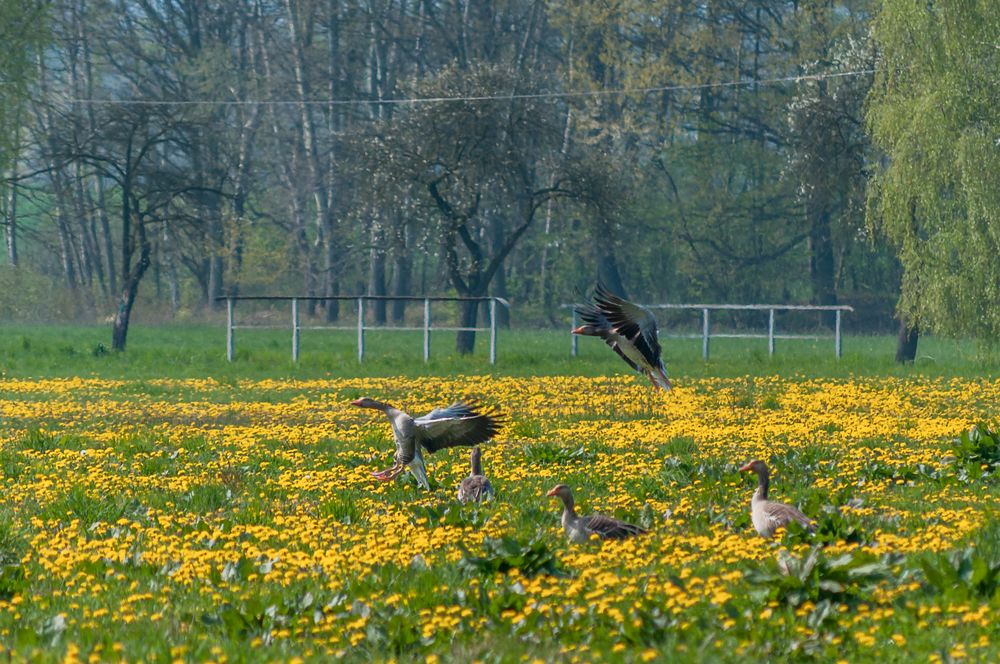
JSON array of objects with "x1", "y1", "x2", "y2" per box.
[
  {"x1": 739, "y1": 460, "x2": 815, "y2": 538},
  {"x1": 457, "y1": 447, "x2": 494, "y2": 503},
  {"x1": 572, "y1": 283, "x2": 672, "y2": 390},
  {"x1": 546, "y1": 484, "x2": 647, "y2": 543},
  {"x1": 351, "y1": 398, "x2": 504, "y2": 490}
]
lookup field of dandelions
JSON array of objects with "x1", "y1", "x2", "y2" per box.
[{"x1": 1, "y1": 374, "x2": 999, "y2": 662}]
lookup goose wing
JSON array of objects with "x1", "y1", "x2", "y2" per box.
[
  {"x1": 582, "y1": 514, "x2": 648, "y2": 540},
  {"x1": 414, "y1": 403, "x2": 504, "y2": 453},
  {"x1": 763, "y1": 501, "x2": 815, "y2": 532},
  {"x1": 593, "y1": 283, "x2": 663, "y2": 368},
  {"x1": 458, "y1": 475, "x2": 495, "y2": 503},
  {"x1": 574, "y1": 301, "x2": 642, "y2": 372}
]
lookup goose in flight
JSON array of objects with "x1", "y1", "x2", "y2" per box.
[
  {"x1": 351, "y1": 398, "x2": 503, "y2": 490},
  {"x1": 573, "y1": 283, "x2": 672, "y2": 389}
]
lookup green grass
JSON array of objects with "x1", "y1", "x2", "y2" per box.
[{"x1": 1, "y1": 323, "x2": 996, "y2": 380}]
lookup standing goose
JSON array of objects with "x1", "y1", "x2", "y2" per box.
[
  {"x1": 546, "y1": 484, "x2": 647, "y2": 543},
  {"x1": 739, "y1": 460, "x2": 815, "y2": 538},
  {"x1": 572, "y1": 283, "x2": 672, "y2": 390},
  {"x1": 457, "y1": 447, "x2": 494, "y2": 503},
  {"x1": 351, "y1": 398, "x2": 503, "y2": 490}
]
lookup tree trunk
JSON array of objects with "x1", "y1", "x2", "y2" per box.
[
  {"x1": 596, "y1": 219, "x2": 628, "y2": 298},
  {"x1": 895, "y1": 317, "x2": 919, "y2": 363},
  {"x1": 808, "y1": 191, "x2": 837, "y2": 328},
  {"x1": 5, "y1": 153, "x2": 17, "y2": 266},
  {"x1": 456, "y1": 297, "x2": 479, "y2": 355},
  {"x1": 489, "y1": 216, "x2": 510, "y2": 327},
  {"x1": 111, "y1": 250, "x2": 150, "y2": 351},
  {"x1": 368, "y1": 221, "x2": 387, "y2": 324},
  {"x1": 390, "y1": 220, "x2": 411, "y2": 323}
]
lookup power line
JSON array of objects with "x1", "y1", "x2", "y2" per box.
[{"x1": 56, "y1": 68, "x2": 875, "y2": 107}]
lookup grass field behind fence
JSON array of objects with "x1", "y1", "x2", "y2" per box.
[
  {"x1": 0, "y1": 325, "x2": 998, "y2": 662},
  {"x1": 0, "y1": 324, "x2": 996, "y2": 380}
]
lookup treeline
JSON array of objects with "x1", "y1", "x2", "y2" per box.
[{"x1": 0, "y1": 1, "x2": 995, "y2": 351}]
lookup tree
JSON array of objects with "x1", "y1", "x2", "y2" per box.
[
  {"x1": 0, "y1": 0, "x2": 49, "y2": 267},
  {"x1": 867, "y1": 1, "x2": 1000, "y2": 343},
  {"x1": 364, "y1": 62, "x2": 611, "y2": 353}
]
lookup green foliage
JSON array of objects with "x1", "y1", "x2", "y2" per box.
[
  {"x1": 950, "y1": 423, "x2": 1000, "y2": 475},
  {"x1": 745, "y1": 547, "x2": 898, "y2": 608},
  {"x1": 867, "y1": 1, "x2": 1000, "y2": 341},
  {"x1": 459, "y1": 535, "x2": 566, "y2": 578},
  {"x1": 916, "y1": 548, "x2": 1000, "y2": 601}
]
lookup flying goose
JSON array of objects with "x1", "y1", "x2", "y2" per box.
[
  {"x1": 457, "y1": 446, "x2": 494, "y2": 503},
  {"x1": 739, "y1": 460, "x2": 815, "y2": 538},
  {"x1": 546, "y1": 484, "x2": 647, "y2": 542},
  {"x1": 572, "y1": 283, "x2": 672, "y2": 390},
  {"x1": 351, "y1": 398, "x2": 503, "y2": 490}
]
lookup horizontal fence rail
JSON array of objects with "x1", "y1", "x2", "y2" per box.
[
  {"x1": 218, "y1": 296, "x2": 510, "y2": 364},
  {"x1": 561, "y1": 303, "x2": 854, "y2": 359}
]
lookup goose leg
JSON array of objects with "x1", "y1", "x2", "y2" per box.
[{"x1": 372, "y1": 464, "x2": 405, "y2": 481}]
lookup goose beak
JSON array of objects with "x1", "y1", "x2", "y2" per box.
[
  {"x1": 738, "y1": 462, "x2": 753, "y2": 472},
  {"x1": 571, "y1": 326, "x2": 589, "y2": 335},
  {"x1": 350, "y1": 398, "x2": 365, "y2": 407},
  {"x1": 546, "y1": 487, "x2": 559, "y2": 497}
]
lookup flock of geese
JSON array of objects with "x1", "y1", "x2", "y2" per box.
[{"x1": 351, "y1": 284, "x2": 814, "y2": 542}]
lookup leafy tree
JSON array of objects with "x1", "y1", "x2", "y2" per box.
[
  {"x1": 363, "y1": 62, "x2": 614, "y2": 353},
  {"x1": 867, "y1": 0, "x2": 1000, "y2": 343}
]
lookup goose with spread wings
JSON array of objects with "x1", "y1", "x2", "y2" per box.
[
  {"x1": 351, "y1": 398, "x2": 504, "y2": 490},
  {"x1": 572, "y1": 283, "x2": 672, "y2": 390}
]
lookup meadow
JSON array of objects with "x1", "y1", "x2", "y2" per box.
[{"x1": 0, "y1": 325, "x2": 998, "y2": 662}]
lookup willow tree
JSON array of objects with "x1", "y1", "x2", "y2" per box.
[{"x1": 867, "y1": 1, "x2": 1000, "y2": 349}]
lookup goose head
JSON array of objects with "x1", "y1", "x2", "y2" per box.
[
  {"x1": 739, "y1": 459, "x2": 768, "y2": 476},
  {"x1": 546, "y1": 484, "x2": 575, "y2": 508},
  {"x1": 351, "y1": 397, "x2": 386, "y2": 410}
]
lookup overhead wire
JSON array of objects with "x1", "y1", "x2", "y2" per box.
[{"x1": 54, "y1": 68, "x2": 876, "y2": 107}]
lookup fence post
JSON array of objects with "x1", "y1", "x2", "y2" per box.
[
  {"x1": 226, "y1": 297, "x2": 235, "y2": 362},
  {"x1": 835, "y1": 309, "x2": 843, "y2": 359},
  {"x1": 702, "y1": 308, "x2": 710, "y2": 360},
  {"x1": 357, "y1": 297, "x2": 365, "y2": 362},
  {"x1": 291, "y1": 298, "x2": 300, "y2": 362},
  {"x1": 422, "y1": 298, "x2": 431, "y2": 362},
  {"x1": 489, "y1": 298, "x2": 498, "y2": 365},
  {"x1": 768, "y1": 308, "x2": 775, "y2": 357},
  {"x1": 571, "y1": 308, "x2": 579, "y2": 357}
]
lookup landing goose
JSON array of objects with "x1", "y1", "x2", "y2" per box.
[
  {"x1": 573, "y1": 283, "x2": 672, "y2": 389},
  {"x1": 351, "y1": 398, "x2": 503, "y2": 490}
]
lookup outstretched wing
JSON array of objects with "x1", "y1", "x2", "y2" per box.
[
  {"x1": 414, "y1": 402, "x2": 504, "y2": 453},
  {"x1": 583, "y1": 514, "x2": 648, "y2": 540},
  {"x1": 593, "y1": 283, "x2": 663, "y2": 368}
]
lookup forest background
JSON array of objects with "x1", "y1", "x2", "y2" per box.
[{"x1": 1, "y1": 1, "x2": 997, "y2": 356}]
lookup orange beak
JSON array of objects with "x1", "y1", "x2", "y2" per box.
[
  {"x1": 546, "y1": 487, "x2": 559, "y2": 497},
  {"x1": 738, "y1": 462, "x2": 754, "y2": 472},
  {"x1": 350, "y1": 399, "x2": 364, "y2": 407},
  {"x1": 571, "y1": 326, "x2": 589, "y2": 335}
]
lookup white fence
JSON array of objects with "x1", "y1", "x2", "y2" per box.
[
  {"x1": 220, "y1": 296, "x2": 510, "y2": 364},
  {"x1": 563, "y1": 303, "x2": 854, "y2": 359}
]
